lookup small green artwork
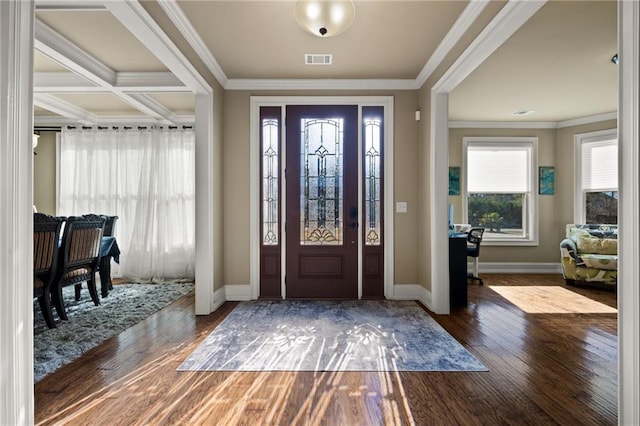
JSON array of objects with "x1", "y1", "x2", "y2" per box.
[
  {"x1": 539, "y1": 166, "x2": 555, "y2": 195},
  {"x1": 449, "y1": 167, "x2": 460, "y2": 196}
]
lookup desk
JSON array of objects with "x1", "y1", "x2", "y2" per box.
[
  {"x1": 99, "y1": 236, "x2": 120, "y2": 297},
  {"x1": 449, "y1": 234, "x2": 468, "y2": 307}
]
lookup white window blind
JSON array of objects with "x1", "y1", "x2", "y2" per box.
[
  {"x1": 467, "y1": 145, "x2": 531, "y2": 193},
  {"x1": 581, "y1": 140, "x2": 618, "y2": 191}
]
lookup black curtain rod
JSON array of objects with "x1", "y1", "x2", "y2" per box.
[
  {"x1": 34, "y1": 126, "x2": 62, "y2": 132},
  {"x1": 67, "y1": 125, "x2": 193, "y2": 130}
]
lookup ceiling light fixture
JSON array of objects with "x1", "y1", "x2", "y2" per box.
[
  {"x1": 511, "y1": 109, "x2": 535, "y2": 116},
  {"x1": 294, "y1": 0, "x2": 355, "y2": 37}
]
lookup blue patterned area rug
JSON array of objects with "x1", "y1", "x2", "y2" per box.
[{"x1": 178, "y1": 300, "x2": 487, "y2": 372}]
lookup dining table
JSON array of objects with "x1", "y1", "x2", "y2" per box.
[{"x1": 99, "y1": 236, "x2": 120, "y2": 297}]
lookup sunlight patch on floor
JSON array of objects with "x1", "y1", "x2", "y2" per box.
[{"x1": 489, "y1": 286, "x2": 617, "y2": 314}]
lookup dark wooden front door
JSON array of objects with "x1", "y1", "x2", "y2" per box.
[{"x1": 285, "y1": 105, "x2": 358, "y2": 298}]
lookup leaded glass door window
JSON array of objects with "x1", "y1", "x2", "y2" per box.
[
  {"x1": 259, "y1": 107, "x2": 282, "y2": 298},
  {"x1": 300, "y1": 118, "x2": 344, "y2": 246},
  {"x1": 286, "y1": 105, "x2": 358, "y2": 299}
]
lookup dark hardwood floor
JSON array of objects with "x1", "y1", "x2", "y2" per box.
[{"x1": 34, "y1": 274, "x2": 617, "y2": 425}]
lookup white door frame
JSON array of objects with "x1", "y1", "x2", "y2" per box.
[
  {"x1": 1, "y1": 1, "x2": 35, "y2": 424},
  {"x1": 249, "y1": 96, "x2": 394, "y2": 300},
  {"x1": 618, "y1": 0, "x2": 640, "y2": 422}
]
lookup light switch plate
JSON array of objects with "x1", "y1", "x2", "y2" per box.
[{"x1": 396, "y1": 202, "x2": 408, "y2": 213}]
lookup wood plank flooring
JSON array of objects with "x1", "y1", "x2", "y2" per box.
[{"x1": 34, "y1": 274, "x2": 617, "y2": 425}]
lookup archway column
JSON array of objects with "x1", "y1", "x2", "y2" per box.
[{"x1": 0, "y1": 1, "x2": 35, "y2": 424}]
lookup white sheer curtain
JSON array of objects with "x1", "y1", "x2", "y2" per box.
[{"x1": 58, "y1": 126, "x2": 195, "y2": 282}]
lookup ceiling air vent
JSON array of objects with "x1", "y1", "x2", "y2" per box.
[{"x1": 305, "y1": 54, "x2": 332, "y2": 65}]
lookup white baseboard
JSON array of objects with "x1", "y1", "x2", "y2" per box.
[
  {"x1": 391, "y1": 284, "x2": 433, "y2": 311},
  {"x1": 225, "y1": 284, "x2": 252, "y2": 301},
  {"x1": 392, "y1": 284, "x2": 422, "y2": 300},
  {"x1": 476, "y1": 262, "x2": 562, "y2": 274},
  {"x1": 416, "y1": 286, "x2": 432, "y2": 311},
  {"x1": 211, "y1": 286, "x2": 226, "y2": 312}
]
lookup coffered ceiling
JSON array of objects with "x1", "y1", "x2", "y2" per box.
[{"x1": 33, "y1": 0, "x2": 618, "y2": 127}]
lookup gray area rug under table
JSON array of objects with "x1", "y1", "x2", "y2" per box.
[
  {"x1": 178, "y1": 300, "x2": 487, "y2": 372},
  {"x1": 34, "y1": 282, "x2": 194, "y2": 382}
]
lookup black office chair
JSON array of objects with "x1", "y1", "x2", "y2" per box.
[{"x1": 467, "y1": 227, "x2": 485, "y2": 285}]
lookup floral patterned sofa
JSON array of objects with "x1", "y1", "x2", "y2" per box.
[{"x1": 560, "y1": 224, "x2": 617, "y2": 287}]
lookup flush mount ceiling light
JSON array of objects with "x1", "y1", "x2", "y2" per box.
[
  {"x1": 511, "y1": 109, "x2": 536, "y2": 116},
  {"x1": 294, "y1": 0, "x2": 355, "y2": 37}
]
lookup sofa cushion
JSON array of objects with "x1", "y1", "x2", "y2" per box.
[
  {"x1": 568, "y1": 227, "x2": 591, "y2": 241},
  {"x1": 580, "y1": 254, "x2": 618, "y2": 270},
  {"x1": 576, "y1": 235, "x2": 618, "y2": 255}
]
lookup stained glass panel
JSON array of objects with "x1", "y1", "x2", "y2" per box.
[
  {"x1": 364, "y1": 118, "x2": 381, "y2": 245},
  {"x1": 300, "y1": 118, "x2": 343, "y2": 245},
  {"x1": 262, "y1": 118, "x2": 279, "y2": 245}
]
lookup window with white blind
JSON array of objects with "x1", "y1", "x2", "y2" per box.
[
  {"x1": 463, "y1": 137, "x2": 538, "y2": 245},
  {"x1": 575, "y1": 129, "x2": 618, "y2": 224}
]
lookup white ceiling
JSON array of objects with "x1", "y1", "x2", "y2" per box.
[{"x1": 33, "y1": 0, "x2": 618, "y2": 127}]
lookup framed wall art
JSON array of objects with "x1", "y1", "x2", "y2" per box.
[
  {"x1": 539, "y1": 166, "x2": 555, "y2": 195},
  {"x1": 449, "y1": 167, "x2": 460, "y2": 196}
]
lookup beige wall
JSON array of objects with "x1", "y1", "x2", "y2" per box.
[
  {"x1": 33, "y1": 131, "x2": 57, "y2": 215},
  {"x1": 222, "y1": 90, "x2": 420, "y2": 286}
]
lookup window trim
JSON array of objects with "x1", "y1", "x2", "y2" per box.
[
  {"x1": 462, "y1": 136, "x2": 538, "y2": 246},
  {"x1": 574, "y1": 128, "x2": 618, "y2": 224}
]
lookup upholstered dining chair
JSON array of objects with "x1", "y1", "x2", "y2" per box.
[
  {"x1": 102, "y1": 215, "x2": 118, "y2": 237},
  {"x1": 33, "y1": 213, "x2": 65, "y2": 328},
  {"x1": 83, "y1": 214, "x2": 119, "y2": 295},
  {"x1": 52, "y1": 216, "x2": 105, "y2": 321},
  {"x1": 467, "y1": 227, "x2": 485, "y2": 285}
]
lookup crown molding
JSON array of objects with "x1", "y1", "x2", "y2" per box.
[
  {"x1": 34, "y1": 72, "x2": 97, "y2": 90},
  {"x1": 449, "y1": 112, "x2": 617, "y2": 129},
  {"x1": 556, "y1": 111, "x2": 617, "y2": 128},
  {"x1": 115, "y1": 72, "x2": 187, "y2": 91},
  {"x1": 34, "y1": 71, "x2": 189, "y2": 93},
  {"x1": 226, "y1": 78, "x2": 418, "y2": 91},
  {"x1": 34, "y1": 1, "x2": 106, "y2": 11},
  {"x1": 449, "y1": 120, "x2": 558, "y2": 129},
  {"x1": 158, "y1": 0, "x2": 228, "y2": 88},
  {"x1": 415, "y1": 0, "x2": 490, "y2": 87}
]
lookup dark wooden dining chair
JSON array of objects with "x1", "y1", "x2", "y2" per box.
[
  {"x1": 102, "y1": 215, "x2": 118, "y2": 237},
  {"x1": 52, "y1": 216, "x2": 105, "y2": 321},
  {"x1": 33, "y1": 213, "x2": 66, "y2": 328},
  {"x1": 84, "y1": 214, "x2": 119, "y2": 296}
]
